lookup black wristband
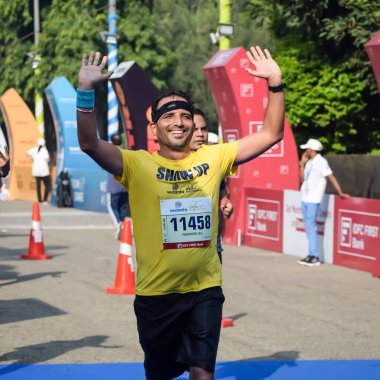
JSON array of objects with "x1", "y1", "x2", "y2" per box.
[{"x1": 268, "y1": 83, "x2": 286, "y2": 93}]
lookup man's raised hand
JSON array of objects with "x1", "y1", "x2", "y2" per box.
[
  {"x1": 245, "y1": 46, "x2": 282, "y2": 87},
  {"x1": 78, "y1": 51, "x2": 113, "y2": 90}
]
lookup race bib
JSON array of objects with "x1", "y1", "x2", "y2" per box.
[{"x1": 160, "y1": 197, "x2": 212, "y2": 249}]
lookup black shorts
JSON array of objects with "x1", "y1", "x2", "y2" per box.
[{"x1": 134, "y1": 286, "x2": 224, "y2": 380}]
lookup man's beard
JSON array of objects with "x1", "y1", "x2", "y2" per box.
[
  {"x1": 169, "y1": 138, "x2": 189, "y2": 150},
  {"x1": 168, "y1": 128, "x2": 194, "y2": 150}
]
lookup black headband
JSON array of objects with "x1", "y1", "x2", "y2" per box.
[{"x1": 151, "y1": 101, "x2": 194, "y2": 123}]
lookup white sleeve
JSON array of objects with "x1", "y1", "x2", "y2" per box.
[
  {"x1": 320, "y1": 158, "x2": 333, "y2": 177},
  {"x1": 27, "y1": 148, "x2": 35, "y2": 156},
  {"x1": 42, "y1": 148, "x2": 50, "y2": 160}
]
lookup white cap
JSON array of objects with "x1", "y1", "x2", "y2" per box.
[
  {"x1": 300, "y1": 138, "x2": 323, "y2": 151},
  {"x1": 207, "y1": 132, "x2": 219, "y2": 144},
  {"x1": 37, "y1": 138, "x2": 46, "y2": 146}
]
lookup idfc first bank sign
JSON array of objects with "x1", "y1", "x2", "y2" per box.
[
  {"x1": 244, "y1": 188, "x2": 283, "y2": 252},
  {"x1": 334, "y1": 197, "x2": 380, "y2": 274}
]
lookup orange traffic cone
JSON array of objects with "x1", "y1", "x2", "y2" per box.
[
  {"x1": 106, "y1": 219, "x2": 135, "y2": 294},
  {"x1": 221, "y1": 317, "x2": 234, "y2": 328},
  {"x1": 21, "y1": 202, "x2": 52, "y2": 260}
]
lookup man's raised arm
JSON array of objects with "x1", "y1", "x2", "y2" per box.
[
  {"x1": 234, "y1": 46, "x2": 285, "y2": 165},
  {"x1": 77, "y1": 51, "x2": 123, "y2": 177}
]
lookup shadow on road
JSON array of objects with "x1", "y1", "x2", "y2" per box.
[
  {"x1": 213, "y1": 351, "x2": 300, "y2": 380},
  {"x1": 0, "y1": 245, "x2": 68, "y2": 261},
  {"x1": 0, "y1": 298, "x2": 67, "y2": 324},
  {"x1": 0, "y1": 335, "x2": 121, "y2": 376},
  {"x1": 0, "y1": 265, "x2": 65, "y2": 287}
]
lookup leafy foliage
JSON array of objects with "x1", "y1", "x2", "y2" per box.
[
  {"x1": 246, "y1": 0, "x2": 380, "y2": 153},
  {"x1": 1, "y1": 0, "x2": 379, "y2": 153},
  {"x1": 0, "y1": 0, "x2": 34, "y2": 108}
]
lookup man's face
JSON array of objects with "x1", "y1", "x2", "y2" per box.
[
  {"x1": 151, "y1": 96, "x2": 195, "y2": 151},
  {"x1": 305, "y1": 148, "x2": 315, "y2": 158},
  {"x1": 190, "y1": 114, "x2": 208, "y2": 151}
]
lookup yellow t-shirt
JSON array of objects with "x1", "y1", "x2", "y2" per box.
[{"x1": 117, "y1": 141, "x2": 238, "y2": 295}]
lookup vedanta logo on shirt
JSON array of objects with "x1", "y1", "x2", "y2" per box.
[
  {"x1": 156, "y1": 163, "x2": 209, "y2": 182},
  {"x1": 168, "y1": 201, "x2": 188, "y2": 213}
]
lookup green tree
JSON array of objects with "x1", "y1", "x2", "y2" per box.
[
  {"x1": 152, "y1": 1, "x2": 219, "y2": 130},
  {"x1": 0, "y1": 0, "x2": 34, "y2": 109},
  {"x1": 116, "y1": 0, "x2": 178, "y2": 91},
  {"x1": 146, "y1": 0, "x2": 267, "y2": 132},
  {"x1": 0, "y1": 0, "x2": 275, "y2": 141},
  {"x1": 245, "y1": 0, "x2": 380, "y2": 154}
]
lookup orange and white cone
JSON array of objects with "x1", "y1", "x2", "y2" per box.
[
  {"x1": 106, "y1": 219, "x2": 135, "y2": 294},
  {"x1": 221, "y1": 317, "x2": 234, "y2": 328},
  {"x1": 21, "y1": 202, "x2": 52, "y2": 260}
]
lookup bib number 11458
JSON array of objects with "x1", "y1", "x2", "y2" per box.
[
  {"x1": 170, "y1": 215, "x2": 211, "y2": 232},
  {"x1": 160, "y1": 197, "x2": 212, "y2": 249}
]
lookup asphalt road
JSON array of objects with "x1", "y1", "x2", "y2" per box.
[{"x1": 1, "y1": 200, "x2": 380, "y2": 366}]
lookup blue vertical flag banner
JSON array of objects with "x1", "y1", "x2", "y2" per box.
[
  {"x1": 107, "y1": 12, "x2": 119, "y2": 140},
  {"x1": 45, "y1": 76, "x2": 107, "y2": 212}
]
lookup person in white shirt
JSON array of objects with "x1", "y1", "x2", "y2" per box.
[
  {"x1": 0, "y1": 145, "x2": 10, "y2": 200},
  {"x1": 298, "y1": 138, "x2": 349, "y2": 267},
  {"x1": 27, "y1": 138, "x2": 51, "y2": 205},
  {"x1": 0, "y1": 145, "x2": 10, "y2": 178},
  {"x1": 207, "y1": 132, "x2": 219, "y2": 145}
]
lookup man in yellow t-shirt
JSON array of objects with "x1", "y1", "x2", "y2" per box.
[
  {"x1": 117, "y1": 139, "x2": 237, "y2": 295},
  {"x1": 77, "y1": 46, "x2": 285, "y2": 380}
]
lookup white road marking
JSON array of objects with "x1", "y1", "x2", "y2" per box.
[
  {"x1": 0, "y1": 225, "x2": 114, "y2": 230},
  {"x1": 0, "y1": 211, "x2": 101, "y2": 217}
]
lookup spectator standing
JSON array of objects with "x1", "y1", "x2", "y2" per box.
[
  {"x1": 0, "y1": 145, "x2": 10, "y2": 201},
  {"x1": 27, "y1": 138, "x2": 51, "y2": 205},
  {"x1": 298, "y1": 138, "x2": 349, "y2": 267},
  {"x1": 0, "y1": 145, "x2": 10, "y2": 178}
]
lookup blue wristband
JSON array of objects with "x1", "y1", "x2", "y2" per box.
[{"x1": 76, "y1": 89, "x2": 95, "y2": 109}]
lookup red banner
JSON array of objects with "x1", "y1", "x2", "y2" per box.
[
  {"x1": 243, "y1": 188, "x2": 283, "y2": 252},
  {"x1": 365, "y1": 29, "x2": 380, "y2": 93},
  {"x1": 204, "y1": 47, "x2": 299, "y2": 246},
  {"x1": 334, "y1": 197, "x2": 380, "y2": 275}
]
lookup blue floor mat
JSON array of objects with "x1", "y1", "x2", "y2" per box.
[{"x1": 1, "y1": 360, "x2": 380, "y2": 379}]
